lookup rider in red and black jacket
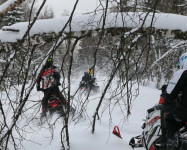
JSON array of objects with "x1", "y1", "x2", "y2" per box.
[{"x1": 36, "y1": 58, "x2": 66, "y2": 113}]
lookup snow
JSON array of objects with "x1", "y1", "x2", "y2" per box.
[
  {"x1": 0, "y1": 0, "x2": 17, "y2": 13},
  {"x1": 124, "y1": 27, "x2": 139, "y2": 38},
  {"x1": 0, "y1": 12, "x2": 187, "y2": 43},
  {"x1": 0, "y1": 74, "x2": 161, "y2": 150}
]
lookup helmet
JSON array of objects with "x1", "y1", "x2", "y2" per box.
[
  {"x1": 46, "y1": 58, "x2": 53, "y2": 67},
  {"x1": 88, "y1": 68, "x2": 94, "y2": 74},
  {"x1": 84, "y1": 72, "x2": 89, "y2": 75},
  {"x1": 178, "y1": 52, "x2": 187, "y2": 69},
  {"x1": 47, "y1": 58, "x2": 53, "y2": 63}
]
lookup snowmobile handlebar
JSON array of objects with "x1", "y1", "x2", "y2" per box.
[{"x1": 147, "y1": 104, "x2": 164, "y2": 113}]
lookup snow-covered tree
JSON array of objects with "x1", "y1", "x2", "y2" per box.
[
  {"x1": 39, "y1": 6, "x2": 55, "y2": 19},
  {"x1": 2, "y1": 6, "x2": 24, "y2": 26},
  {"x1": 0, "y1": 0, "x2": 25, "y2": 21},
  {"x1": 145, "y1": 0, "x2": 187, "y2": 14},
  {"x1": 0, "y1": 0, "x2": 187, "y2": 149}
]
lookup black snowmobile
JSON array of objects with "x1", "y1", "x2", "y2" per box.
[
  {"x1": 79, "y1": 77, "x2": 100, "y2": 93},
  {"x1": 42, "y1": 87, "x2": 75, "y2": 117},
  {"x1": 45, "y1": 92, "x2": 66, "y2": 116},
  {"x1": 129, "y1": 104, "x2": 187, "y2": 150}
]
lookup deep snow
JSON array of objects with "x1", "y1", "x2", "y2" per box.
[{"x1": 12, "y1": 76, "x2": 161, "y2": 150}]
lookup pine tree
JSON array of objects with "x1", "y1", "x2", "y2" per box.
[
  {"x1": 2, "y1": 6, "x2": 24, "y2": 26},
  {"x1": 145, "y1": 0, "x2": 187, "y2": 15}
]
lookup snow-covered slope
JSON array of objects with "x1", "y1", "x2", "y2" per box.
[
  {"x1": 0, "y1": 12, "x2": 187, "y2": 43},
  {"x1": 13, "y1": 76, "x2": 160, "y2": 150}
]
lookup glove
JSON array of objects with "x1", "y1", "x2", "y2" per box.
[{"x1": 37, "y1": 85, "x2": 41, "y2": 91}]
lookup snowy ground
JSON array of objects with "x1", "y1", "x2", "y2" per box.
[{"x1": 2, "y1": 75, "x2": 161, "y2": 150}]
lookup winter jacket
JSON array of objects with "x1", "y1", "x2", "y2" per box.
[
  {"x1": 166, "y1": 69, "x2": 187, "y2": 121},
  {"x1": 82, "y1": 74, "x2": 91, "y2": 82},
  {"x1": 37, "y1": 65, "x2": 60, "y2": 90}
]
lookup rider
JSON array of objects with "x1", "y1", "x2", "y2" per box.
[
  {"x1": 36, "y1": 58, "x2": 66, "y2": 113},
  {"x1": 88, "y1": 67, "x2": 94, "y2": 77},
  {"x1": 80, "y1": 72, "x2": 92, "y2": 88},
  {"x1": 164, "y1": 52, "x2": 187, "y2": 149},
  {"x1": 159, "y1": 84, "x2": 167, "y2": 104},
  {"x1": 80, "y1": 67, "x2": 95, "y2": 89}
]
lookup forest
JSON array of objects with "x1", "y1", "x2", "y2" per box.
[{"x1": 0, "y1": 0, "x2": 187, "y2": 150}]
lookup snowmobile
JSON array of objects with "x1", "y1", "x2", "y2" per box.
[
  {"x1": 42, "y1": 88, "x2": 75, "y2": 117},
  {"x1": 46, "y1": 93, "x2": 66, "y2": 116},
  {"x1": 129, "y1": 104, "x2": 187, "y2": 150},
  {"x1": 79, "y1": 77, "x2": 100, "y2": 93}
]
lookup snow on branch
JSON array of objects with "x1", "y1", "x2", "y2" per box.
[
  {"x1": 0, "y1": 0, "x2": 25, "y2": 20},
  {"x1": 0, "y1": 12, "x2": 187, "y2": 43},
  {"x1": 148, "y1": 40, "x2": 187, "y2": 70}
]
